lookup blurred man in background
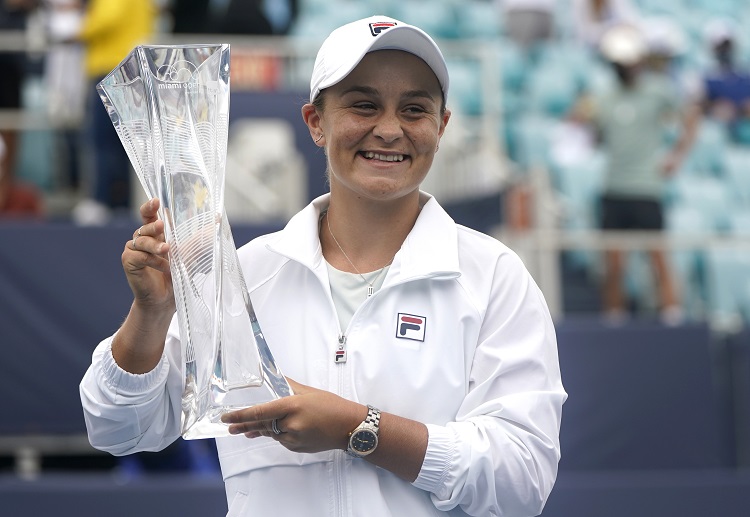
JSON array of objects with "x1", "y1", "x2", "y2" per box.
[
  {"x1": 701, "y1": 18, "x2": 750, "y2": 145},
  {"x1": 589, "y1": 24, "x2": 698, "y2": 325},
  {"x1": 71, "y1": 0, "x2": 156, "y2": 225}
]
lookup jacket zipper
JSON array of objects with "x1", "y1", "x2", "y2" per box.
[
  {"x1": 334, "y1": 333, "x2": 347, "y2": 363},
  {"x1": 334, "y1": 332, "x2": 347, "y2": 516}
]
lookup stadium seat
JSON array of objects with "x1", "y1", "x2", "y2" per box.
[
  {"x1": 455, "y1": 0, "x2": 502, "y2": 40},
  {"x1": 666, "y1": 205, "x2": 713, "y2": 320},
  {"x1": 705, "y1": 247, "x2": 750, "y2": 332},
  {"x1": 723, "y1": 145, "x2": 750, "y2": 208},
  {"x1": 392, "y1": 0, "x2": 459, "y2": 40},
  {"x1": 513, "y1": 113, "x2": 560, "y2": 170},
  {"x1": 445, "y1": 59, "x2": 483, "y2": 116},
  {"x1": 682, "y1": 118, "x2": 729, "y2": 176},
  {"x1": 525, "y1": 53, "x2": 582, "y2": 117},
  {"x1": 553, "y1": 150, "x2": 606, "y2": 272},
  {"x1": 666, "y1": 175, "x2": 732, "y2": 231}
]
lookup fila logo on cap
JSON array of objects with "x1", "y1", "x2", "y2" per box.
[
  {"x1": 396, "y1": 313, "x2": 426, "y2": 342},
  {"x1": 369, "y1": 21, "x2": 396, "y2": 37}
]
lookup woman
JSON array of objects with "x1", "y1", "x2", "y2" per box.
[{"x1": 80, "y1": 15, "x2": 566, "y2": 517}]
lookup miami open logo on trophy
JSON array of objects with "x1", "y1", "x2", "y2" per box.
[{"x1": 97, "y1": 44, "x2": 292, "y2": 439}]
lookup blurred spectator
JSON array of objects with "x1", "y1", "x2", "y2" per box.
[
  {"x1": 212, "y1": 0, "x2": 272, "y2": 35},
  {"x1": 571, "y1": 0, "x2": 640, "y2": 50},
  {"x1": 41, "y1": 0, "x2": 85, "y2": 192},
  {"x1": 0, "y1": 133, "x2": 44, "y2": 218},
  {"x1": 640, "y1": 16, "x2": 703, "y2": 136},
  {"x1": 0, "y1": 0, "x2": 37, "y2": 190},
  {"x1": 71, "y1": 0, "x2": 156, "y2": 225},
  {"x1": 701, "y1": 18, "x2": 750, "y2": 145},
  {"x1": 589, "y1": 24, "x2": 698, "y2": 325},
  {"x1": 169, "y1": 0, "x2": 210, "y2": 33},
  {"x1": 262, "y1": 0, "x2": 298, "y2": 35},
  {"x1": 496, "y1": 0, "x2": 556, "y2": 50}
]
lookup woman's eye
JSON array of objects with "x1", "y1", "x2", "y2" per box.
[{"x1": 353, "y1": 102, "x2": 376, "y2": 110}]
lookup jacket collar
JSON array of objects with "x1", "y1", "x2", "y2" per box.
[{"x1": 266, "y1": 192, "x2": 460, "y2": 281}]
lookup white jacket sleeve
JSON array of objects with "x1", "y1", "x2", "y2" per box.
[
  {"x1": 79, "y1": 320, "x2": 185, "y2": 456},
  {"x1": 413, "y1": 252, "x2": 566, "y2": 517}
]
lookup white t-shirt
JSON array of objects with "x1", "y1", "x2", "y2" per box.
[{"x1": 326, "y1": 261, "x2": 390, "y2": 331}]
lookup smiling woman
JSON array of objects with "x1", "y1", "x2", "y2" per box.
[
  {"x1": 303, "y1": 49, "x2": 448, "y2": 229},
  {"x1": 80, "y1": 15, "x2": 566, "y2": 517}
]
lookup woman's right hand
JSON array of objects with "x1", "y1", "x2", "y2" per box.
[{"x1": 122, "y1": 198, "x2": 175, "y2": 315}]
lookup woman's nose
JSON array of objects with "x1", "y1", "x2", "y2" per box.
[{"x1": 372, "y1": 111, "x2": 404, "y2": 142}]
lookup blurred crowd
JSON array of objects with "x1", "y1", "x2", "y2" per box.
[
  {"x1": 0, "y1": 0, "x2": 749, "y2": 326},
  {"x1": 0, "y1": 0, "x2": 300, "y2": 223}
]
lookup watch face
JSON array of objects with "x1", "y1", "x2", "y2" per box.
[{"x1": 350, "y1": 429, "x2": 377, "y2": 453}]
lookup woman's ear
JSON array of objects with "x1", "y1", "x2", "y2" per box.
[
  {"x1": 438, "y1": 108, "x2": 451, "y2": 138},
  {"x1": 301, "y1": 103, "x2": 324, "y2": 146}
]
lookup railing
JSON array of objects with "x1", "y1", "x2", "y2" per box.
[{"x1": 498, "y1": 166, "x2": 750, "y2": 326}]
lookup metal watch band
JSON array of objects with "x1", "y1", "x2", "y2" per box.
[{"x1": 364, "y1": 405, "x2": 381, "y2": 429}]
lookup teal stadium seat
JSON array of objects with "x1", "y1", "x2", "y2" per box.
[
  {"x1": 526, "y1": 63, "x2": 580, "y2": 117},
  {"x1": 683, "y1": 118, "x2": 729, "y2": 176},
  {"x1": 513, "y1": 113, "x2": 559, "y2": 170},
  {"x1": 723, "y1": 145, "x2": 750, "y2": 208},
  {"x1": 554, "y1": 150, "x2": 606, "y2": 272},
  {"x1": 456, "y1": 1, "x2": 502, "y2": 40},
  {"x1": 666, "y1": 205, "x2": 713, "y2": 320},
  {"x1": 666, "y1": 175, "x2": 732, "y2": 231},
  {"x1": 392, "y1": 0, "x2": 460, "y2": 40},
  {"x1": 445, "y1": 58, "x2": 483, "y2": 116}
]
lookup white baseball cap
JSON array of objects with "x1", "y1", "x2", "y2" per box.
[
  {"x1": 704, "y1": 18, "x2": 736, "y2": 47},
  {"x1": 309, "y1": 15, "x2": 449, "y2": 104},
  {"x1": 599, "y1": 24, "x2": 648, "y2": 65}
]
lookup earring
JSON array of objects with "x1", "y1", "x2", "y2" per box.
[{"x1": 315, "y1": 134, "x2": 324, "y2": 143}]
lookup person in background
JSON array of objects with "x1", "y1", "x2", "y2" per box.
[
  {"x1": 590, "y1": 24, "x2": 698, "y2": 325},
  {"x1": 71, "y1": 0, "x2": 156, "y2": 225},
  {"x1": 212, "y1": 0, "x2": 273, "y2": 35},
  {"x1": 0, "y1": 133, "x2": 43, "y2": 217},
  {"x1": 0, "y1": 0, "x2": 37, "y2": 195},
  {"x1": 42, "y1": 0, "x2": 86, "y2": 194},
  {"x1": 80, "y1": 15, "x2": 566, "y2": 517},
  {"x1": 168, "y1": 0, "x2": 210, "y2": 34},
  {"x1": 571, "y1": 0, "x2": 640, "y2": 51},
  {"x1": 497, "y1": 0, "x2": 556, "y2": 50},
  {"x1": 262, "y1": 0, "x2": 298, "y2": 35},
  {"x1": 701, "y1": 18, "x2": 750, "y2": 145}
]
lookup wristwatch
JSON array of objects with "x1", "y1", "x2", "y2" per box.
[{"x1": 346, "y1": 405, "x2": 381, "y2": 458}]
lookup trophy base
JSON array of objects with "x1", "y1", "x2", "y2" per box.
[{"x1": 182, "y1": 378, "x2": 293, "y2": 440}]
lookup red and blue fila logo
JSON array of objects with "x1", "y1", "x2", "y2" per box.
[
  {"x1": 370, "y1": 21, "x2": 397, "y2": 37},
  {"x1": 396, "y1": 313, "x2": 426, "y2": 342}
]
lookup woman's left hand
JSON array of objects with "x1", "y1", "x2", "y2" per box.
[{"x1": 221, "y1": 378, "x2": 365, "y2": 454}]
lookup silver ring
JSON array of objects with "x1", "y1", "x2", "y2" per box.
[
  {"x1": 132, "y1": 227, "x2": 143, "y2": 250},
  {"x1": 271, "y1": 419, "x2": 282, "y2": 435}
]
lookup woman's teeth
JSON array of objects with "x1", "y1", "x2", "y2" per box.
[{"x1": 363, "y1": 152, "x2": 404, "y2": 162}]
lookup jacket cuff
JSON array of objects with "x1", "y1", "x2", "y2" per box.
[
  {"x1": 412, "y1": 423, "x2": 456, "y2": 496},
  {"x1": 98, "y1": 337, "x2": 171, "y2": 401}
]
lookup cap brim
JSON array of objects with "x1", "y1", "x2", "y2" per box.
[{"x1": 311, "y1": 23, "x2": 449, "y2": 103}]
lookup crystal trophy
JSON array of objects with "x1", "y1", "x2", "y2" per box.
[{"x1": 97, "y1": 44, "x2": 292, "y2": 439}]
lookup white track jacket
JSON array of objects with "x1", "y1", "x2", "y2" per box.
[{"x1": 80, "y1": 192, "x2": 566, "y2": 517}]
